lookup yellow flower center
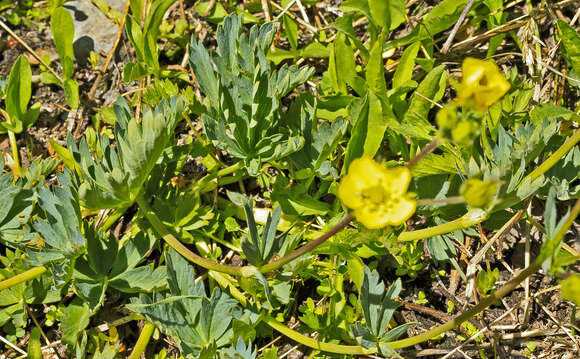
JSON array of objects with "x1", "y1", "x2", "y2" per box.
[{"x1": 361, "y1": 183, "x2": 390, "y2": 205}]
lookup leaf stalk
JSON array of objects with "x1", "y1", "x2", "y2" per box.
[
  {"x1": 398, "y1": 208, "x2": 489, "y2": 242},
  {"x1": 0, "y1": 266, "x2": 47, "y2": 291},
  {"x1": 127, "y1": 322, "x2": 155, "y2": 359}
]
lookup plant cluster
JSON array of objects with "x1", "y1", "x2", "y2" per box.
[{"x1": 1, "y1": 0, "x2": 580, "y2": 358}]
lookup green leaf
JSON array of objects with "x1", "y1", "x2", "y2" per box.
[
  {"x1": 143, "y1": 0, "x2": 177, "y2": 40},
  {"x1": 109, "y1": 266, "x2": 167, "y2": 293},
  {"x1": 334, "y1": 33, "x2": 358, "y2": 94},
  {"x1": 359, "y1": 267, "x2": 401, "y2": 338},
  {"x1": 63, "y1": 79, "x2": 79, "y2": 109},
  {"x1": 5, "y1": 55, "x2": 32, "y2": 128},
  {"x1": 561, "y1": 274, "x2": 580, "y2": 306},
  {"x1": 129, "y1": 249, "x2": 238, "y2": 355},
  {"x1": 334, "y1": 14, "x2": 369, "y2": 60},
  {"x1": 386, "y1": 0, "x2": 469, "y2": 49},
  {"x1": 240, "y1": 197, "x2": 284, "y2": 266},
  {"x1": 190, "y1": 15, "x2": 312, "y2": 174},
  {"x1": 341, "y1": 0, "x2": 372, "y2": 23},
  {"x1": 196, "y1": 1, "x2": 229, "y2": 23},
  {"x1": 398, "y1": 65, "x2": 446, "y2": 140},
  {"x1": 129, "y1": 0, "x2": 145, "y2": 25},
  {"x1": 282, "y1": 6, "x2": 298, "y2": 50},
  {"x1": 369, "y1": 0, "x2": 389, "y2": 28},
  {"x1": 343, "y1": 96, "x2": 369, "y2": 170},
  {"x1": 290, "y1": 95, "x2": 347, "y2": 176},
  {"x1": 0, "y1": 175, "x2": 34, "y2": 247},
  {"x1": 557, "y1": 19, "x2": 580, "y2": 86},
  {"x1": 60, "y1": 299, "x2": 91, "y2": 346},
  {"x1": 32, "y1": 172, "x2": 85, "y2": 263},
  {"x1": 85, "y1": 227, "x2": 117, "y2": 277},
  {"x1": 125, "y1": 15, "x2": 145, "y2": 63},
  {"x1": 39, "y1": 71, "x2": 62, "y2": 86},
  {"x1": 47, "y1": 0, "x2": 66, "y2": 14},
  {"x1": 50, "y1": 7, "x2": 75, "y2": 68},
  {"x1": 221, "y1": 338, "x2": 257, "y2": 359},
  {"x1": 189, "y1": 39, "x2": 219, "y2": 105},
  {"x1": 48, "y1": 138, "x2": 82, "y2": 175},
  {"x1": 73, "y1": 96, "x2": 185, "y2": 209},
  {"x1": 27, "y1": 327, "x2": 43, "y2": 359},
  {"x1": 393, "y1": 41, "x2": 420, "y2": 90}
]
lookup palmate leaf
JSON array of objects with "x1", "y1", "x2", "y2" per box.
[
  {"x1": 290, "y1": 94, "x2": 347, "y2": 178},
  {"x1": 73, "y1": 229, "x2": 165, "y2": 310},
  {"x1": 28, "y1": 172, "x2": 84, "y2": 285},
  {"x1": 189, "y1": 14, "x2": 313, "y2": 175},
  {"x1": 220, "y1": 338, "x2": 257, "y2": 359},
  {"x1": 0, "y1": 173, "x2": 34, "y2": 247},
  {"x1": 467, "y1": 117, "x2": 561, "y2": 205},
  {"x1": 353, "y1": 267, "x2": 413, "y2": 354},
  {"x1": 359, "y1": 267, "x2": 401, "y2": 338},
  {"x1": 66, "y1": 96, "x2": 184, "y2": 209},
  {"x1": 129, "y1": 249, "x2": 239, "y2": 356}
]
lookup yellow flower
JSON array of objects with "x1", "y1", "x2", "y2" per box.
[
  {"x1": 338, "y1": 157, "x2": 416, "y2": 229},
  {"x1": 458, "y1": 57, "x2": 510, "y2": 110}
]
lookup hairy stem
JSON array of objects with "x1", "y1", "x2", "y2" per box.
[
  {"x1": 258, "y1": 215, "x2": 353, "y2": 273},
  {"x1": 127, "y1": 322, "x2": 155, "y2": 359},
  {"x1": 0, "y1": 266, "x2": 46, "y2": 291},
  {"x1": 406, "y1": 138, "x2": 440, "y2": 169}
]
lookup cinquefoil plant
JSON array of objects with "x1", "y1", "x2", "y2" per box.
[{"x1": 189, "y1": 15, "x2": 314, "y2": 175}]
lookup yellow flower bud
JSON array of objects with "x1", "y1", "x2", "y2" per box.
[{"x1": 460, "y1": 178, "x2": 499, "y2": 209}]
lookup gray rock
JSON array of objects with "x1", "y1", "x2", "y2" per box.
[{"x1": 64, "y1": 0, "x2": 125, "y2": 65}]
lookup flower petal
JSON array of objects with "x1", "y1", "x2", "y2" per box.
[
  {"x1": 338, "y1": 173, "x2": 365, "y2": 209},
  {"x1": 383, "y1": 166, "x2": 411, "y2": 197},
  {"x1": 385, "y1": 196, "x2": 416, "y2": 226},
  {"x1": 354, "y1": 206, "x2": 391, "y2": 229},
  {"x1": 459, "y1": 57, "x2": 510, "y2": 109}
]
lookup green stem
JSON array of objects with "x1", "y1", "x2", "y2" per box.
[
  {"x1": 137, "y1": 196, "x2": 246, "y2": 276},
  {"x1": 140, "y1": 192, "x2": 353, "y2": 276},
  {"x1": 398, "y1": 208, "x2": 489, "y2": 242},
  {"x1": 7, "y1": 130, "x2": 21, "y2": 175},
  {"x1": 390, "y1": 195, "x2": 580, "y2": 349},
  {"x1": 262, "y1": 316, "x2": 374, "y2": 355},
  {"x1": 192, "y1": 162, "x2": 243, "y2": 193},
  {"x1": 210, "y1": 271, "x2": 375, "y2": 355},
  {"x1": 100, "y1": 206, "x2": 129, "y2": 232},
  {"x1": 127, "y1": 322, "x2": 155, "y2": 359},
  {"x1": 198, "y1": 174, "x2": 248, "y2": 194},
  {"x1": 522, "y1": 127, "x2": 580, "y2": 185},
  {"x1": 258, "y1": 215, "x2": 354, "y2": 273},
  {"x1": 389, "y1": 260, "x2": 541, "y2": 348},
  {"x1": 0, "y1": 266, "x2": 46, "y2": 291},
  {"x1": 417, "y1": 196, "x2": 465, "y2": 207}
]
